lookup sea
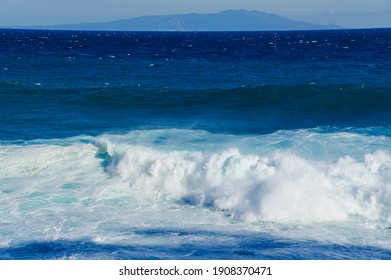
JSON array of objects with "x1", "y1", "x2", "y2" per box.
[{"x1": 1, "y1": 28, "x2": 391, "y2": 260}]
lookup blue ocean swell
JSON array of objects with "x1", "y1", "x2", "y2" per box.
[
  {"x1": 1, "y1": 82, "x2": 391, "y2": 140},
  {"x1": 1, "y1": 29, "x2": 391, "y2": 260},
  {"x1": 1, "y1": 29, "x2": 391, "y2": 90},
  {"x1": 1, "y1": 230, "x2": 391, "y2": 260},
  {"x1": 1, "y1": 28, "x2": 391, "y2": 140}
]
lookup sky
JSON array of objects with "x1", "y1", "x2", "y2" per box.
[{"x1": 1, "y1": 0, "x2": 391, "y2": 28}]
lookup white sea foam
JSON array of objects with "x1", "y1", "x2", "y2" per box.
[
  {"x1": 1, "y1": 129, "x2": 391, "y2": 248},
  {"x1": 97, "y1": 134, "x2": 391, "y2": 224},
  {"x1": 0, "y1": 138, "x2": 237, "y2": 247}
]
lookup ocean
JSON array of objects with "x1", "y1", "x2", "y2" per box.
[{"x1": 1, "y1": 28, "x2": 391, "y2": 259}]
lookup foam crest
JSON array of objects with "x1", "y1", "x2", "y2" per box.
[
  {"x1": 2, "y1": 130, "x2": 391, "y2": 250},
  {"x1": 0, "y1": 138, "x2": 239, "y2": 247},
  {"x1": 98, "y1": 133, "x2": 391, "y2": 223}
]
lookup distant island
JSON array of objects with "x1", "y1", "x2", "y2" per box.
[{"x1": 29, "y1": 10, "x2": 341, "y2": 31}]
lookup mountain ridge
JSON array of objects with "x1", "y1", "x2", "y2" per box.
[{"x1": 12, "y1": 10, "x2": 342, "y2": 31}]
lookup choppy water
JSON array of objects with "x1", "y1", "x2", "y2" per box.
[{"x1": 1, "y1": 28, "x2": 391, "y2": 259}]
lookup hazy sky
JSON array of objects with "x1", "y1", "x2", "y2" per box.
[{"x1": 1, "y1": 0, "x2": 391, "y2": 27}]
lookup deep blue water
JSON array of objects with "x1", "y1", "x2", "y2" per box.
[{"x1": 1, "y1": 28, "x2": 391, "y2": 259}]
